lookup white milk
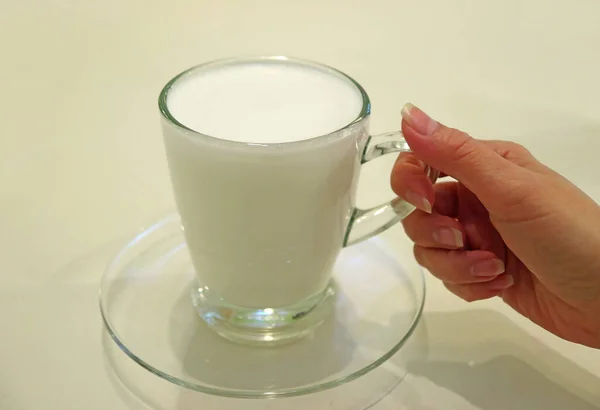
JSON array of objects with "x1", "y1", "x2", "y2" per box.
[
  {"x1": 166, "y1": 59, "x2": 363, "y2": 143},
  {"x1": 161, "y1": 59, "x2": 368, "y2": 308}
]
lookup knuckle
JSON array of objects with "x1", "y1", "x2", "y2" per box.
[
  {"x1": 486, "y1": 140, "x2": 538, "y2": 167},
  {"x1": 393, "y1": 151, "x2": 423, "y2": 170},
  {"x1": 413, "y1": 245, "x2": 427, "y2": 267},
  {"x1": 502, "y1": 142, "x2": 533, "y2": 162},
  {"x1": 390, "y1": 171, "x2": 404, "y2": 195},
  {"x1": 506, "y1": 141, "x2": 529, "y2": 154},
  {"x1": 445, "y1": 282, "x2": 480, "y2": 303},
  {"x1": 391, "y1": 154, "x2": 424, "y2": 194},
  {"x1": 436, "y1": 128, "x2": 480, "y2": 162},
  {"x1": 401, "y1": 224, "x2": 416, "y2": 243},
  {"x1": 461, "y1": 290, "x2": 480, "y2": 303},
  {"x1": 396, "y1": 151, "x2": 416, "y2": 164},
  {"x1": 402, "y1": 212, "x2": 428, "y2": 242}
]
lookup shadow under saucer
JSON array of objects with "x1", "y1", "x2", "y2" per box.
[{"x1": 389, "y1": 309, "x2": 600, "y2": 410}]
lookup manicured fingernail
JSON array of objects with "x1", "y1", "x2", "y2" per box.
[
  {"x1": 433, "y1": 227, "x2": 463, "y2": 248},
  {"x1": 401, "y1": 103, "x2": 439, "y2": 135},
  {"x1": 487, "y1": 274, "x2": 514, "y2": 290},
  {"x1": 471, "y1": 259, "x2": 505, "y2": 277},
  {"x1": 405, "y1": 190, "x2": 432, "y2": 213}
]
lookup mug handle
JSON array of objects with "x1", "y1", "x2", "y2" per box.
[{"x1": 343, "y1": 131, "x2": 439, "y2": 247}]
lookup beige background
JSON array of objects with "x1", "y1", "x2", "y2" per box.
[{"x1": 1, "y1": 0, "x2": 600, "y2": 408}]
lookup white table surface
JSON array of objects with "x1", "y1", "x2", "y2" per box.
[{"x1": 2, "y1": 0, "x2": 600, "y2": 409}]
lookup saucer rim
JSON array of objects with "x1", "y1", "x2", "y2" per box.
[{"x1": 99, "y1": 213, "x2": 426, "y2": 399}]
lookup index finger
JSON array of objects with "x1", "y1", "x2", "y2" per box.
[{"x1": 390, "y1": 151, "x2": 436, "y2": 213}]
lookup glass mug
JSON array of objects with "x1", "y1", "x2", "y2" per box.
[{"x1": 158, "y1": 56, "x2": 438, "y2": 345}]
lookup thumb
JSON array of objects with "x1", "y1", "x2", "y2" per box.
[{"x1": 400, "y1": 103, "x2": 527, "y2": 210}]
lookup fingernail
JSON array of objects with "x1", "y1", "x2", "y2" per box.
[
  {"x1": 405, "y1": 190, "x2": 432, "y2": 213},
  {"x1": 487, "y1": 274, "x2": 514, "y2": 290},
  {"x1": 471, "y1": 259, "x2": 506, "y2": 277},
  {"x1": 401, "y1": 103, "x2": 439, "y2": 135},
  {"x1": 433, "y1": 227, "x2": 463, "y2": 248}
]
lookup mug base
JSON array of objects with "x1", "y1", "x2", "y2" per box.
[{"x1": 191, "y1": 282, "x2": 336, "y2": 346}]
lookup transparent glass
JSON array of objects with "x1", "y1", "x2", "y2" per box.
[
  {"x1": 345, "y1": 131, "x2": 439, "y2": 246},
  {"x1": 99, "y1": 214, "x2": 427, "y2": 399},
  {"x1": 158, "y1": 56, "x2": 438, "y2": 345}
]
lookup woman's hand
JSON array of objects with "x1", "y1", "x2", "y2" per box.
[{"x1": 392, "y1": 103, "x2": 600, "y2": 348}]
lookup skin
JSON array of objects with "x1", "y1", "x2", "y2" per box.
[{"x1": 391, "y1": 103, "x2": 600, "y2": 348}]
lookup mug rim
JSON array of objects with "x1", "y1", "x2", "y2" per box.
[{"x1": 158, "y1": 56, "x2": 372, "y2": 148}]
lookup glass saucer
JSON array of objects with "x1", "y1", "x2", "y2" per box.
[{"x1": 99, "y1": 213, "x2": 426, "y2": 399}]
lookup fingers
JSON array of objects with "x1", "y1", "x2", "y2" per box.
[
  {"x1": 391, "y1": 150, "x2": 460, "y2": 215},
  {"x1": 444, "y1": 276, "x2": 515, "y2": 302},
  {"x1": 431, "y1": 182, "x2": 458, "y2": 217},
  {"x1": 414, "y1": 246, "x2": 507, "y2": 285},
  {"x1": 402, "y1": 210, "x2": 464, "y2": 249},
  {"x1": 390, "y1": 152, "x2": 435, "y2": 213},
  {"x1": 395, "y1": 104, "x2": 529, "y2": 304},
  {"x1": 399, "y1": 103, "x2": 533, "y2": 215},
  {"x1": 455, "y1": 183, "x2": 507, "y2": 259},
  {"x1": 413, "y1": 245, "x2": 513, "y2": 303}
]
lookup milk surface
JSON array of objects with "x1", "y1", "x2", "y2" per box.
[
  {"x1": 166, "y1": 59, "x2": 363, "y2": 143},
  {"x1": 162, "y1": 59, "x2": 369, "y2": 308}
]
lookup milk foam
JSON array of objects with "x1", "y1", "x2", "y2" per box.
[{"x1": 166, "y1": 60, "x2": 364, "y2": 143}]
